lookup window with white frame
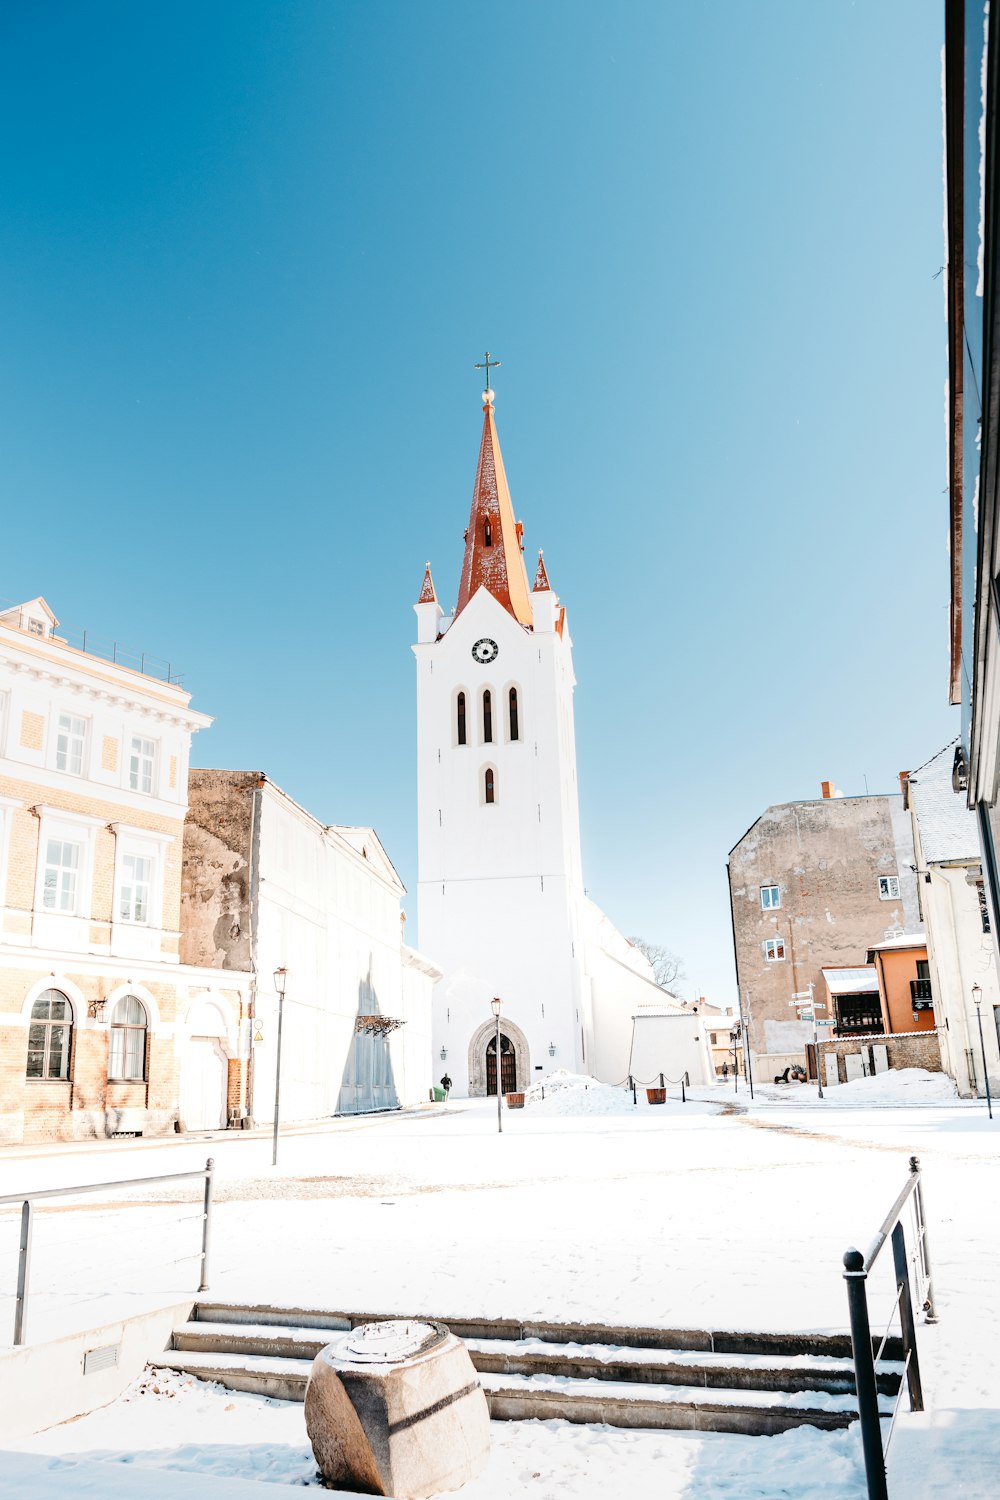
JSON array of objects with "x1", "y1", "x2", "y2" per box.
[
  {"x1": 129, "y1": 735, "x2": 157, "y2": 794},
  {"x1": 108, "y1": 995, "x2": 148, "y2": 1081},
  {"x1": 878, "y1": 875, "x2": 900, "y2": 900},
  {"x1": 26, "y1": 990, "x2": 73, "y2": 1079},
  {"x1": 760, "y1": 884, "x2": 780, "y2": 910},
  {"x1": 55, "y1": 712, "x2": 87, "y2": 775},
  {"x1": 763, "y1": 937, "x2": 786, "y2": 962},
  {"x1": 42, "y1": 838, "x2": 81, "y2": 912},
  {"x1": 119, "y1": 852, "x2": 153, "y2": 923}
]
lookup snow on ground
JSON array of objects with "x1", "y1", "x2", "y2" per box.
[
  {"x1": 10, "y1": 1366, "x2": 870, "y2": 1500},
  {"x1": 0, "y1": 1086, "x2": 998, "y2": 1496}
]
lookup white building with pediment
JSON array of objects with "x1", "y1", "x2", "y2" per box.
[{"x1": 414, "y1": 389, "x2": 706, "y2": 1097}]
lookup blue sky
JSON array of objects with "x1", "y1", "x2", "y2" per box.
[{"x1": 1, "y1": 1, "x2": 954, "y2": 1003}]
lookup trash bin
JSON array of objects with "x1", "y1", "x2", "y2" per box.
[{"x1": 432, "y1": 1086, "x2": 446, "y2": 1102}]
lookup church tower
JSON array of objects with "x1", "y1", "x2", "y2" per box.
[{"x1": 414, "y1": 380, "x2": 592, "y2": 1097}]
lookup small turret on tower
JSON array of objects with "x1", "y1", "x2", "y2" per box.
[
  {"x1": 531, "y1": 550, "x2": 559, "y2": 632},
  {"x1": 414, "y1": 562, "x2": 443, "y2": 643}
]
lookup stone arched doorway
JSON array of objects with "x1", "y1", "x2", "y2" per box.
[{"x1": 468, "y1": 1016, "x2": 530, "y2": 1097}]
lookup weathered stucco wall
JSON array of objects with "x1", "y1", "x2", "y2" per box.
[
  {"x1": 729, "y1": 793, "x2": 921, "y2": 1071},
  {"x1": 180, "y1": 770, "x2": 261, "y2": 970}
]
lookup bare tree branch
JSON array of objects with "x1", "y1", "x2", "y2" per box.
[{"x1": 627, "y1": 937, "x2": 687, "y2": 992}]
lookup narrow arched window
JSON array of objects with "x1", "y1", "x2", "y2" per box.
[
  {"x1": 509, "y1": 687, "x2": 519, "y2": 741},
  {"x1": 457, "y1": 692, "x2": 467, "y2": 746},
  {"x1": 27, "y1": 989, "x2": 72, "y2": 1080},
  {"x1": 483, "y1": 690, "x2": 493, "y2": 743},
  {"x1": 485, "y1": 768, "x2": 495, "y2": 804},
  {"x1": 484, "y1": 521, "x2": 492, "y2": 546},
  {"x1": 108, "y1": 995, "x2": 148, "y2": 1081}
]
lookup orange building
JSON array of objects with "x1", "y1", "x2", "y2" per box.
[{"x1": 865, "y1": 936, "x2": 935, "y2": 1035}]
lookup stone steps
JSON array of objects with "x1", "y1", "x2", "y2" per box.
[{"x1": 158, "y1": 1302, "x2": 899, "y2": 1438}]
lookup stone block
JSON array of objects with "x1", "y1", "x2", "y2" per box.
[{"x1": 305, "y1": 1319, "x2": 490, "y2": 1498}]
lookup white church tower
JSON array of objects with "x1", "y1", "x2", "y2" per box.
[{"x1": 414, "y1": 381, "x2": 594, "y2": 1097}]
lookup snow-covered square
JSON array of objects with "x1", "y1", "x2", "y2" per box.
[{"x1": 2, "y1": 1074, "x2": 997, "y2": 1497}]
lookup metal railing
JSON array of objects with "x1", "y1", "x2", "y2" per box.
[
  {"x1": 0, "y1": 597, "x2": 182, "y2": 686},
  {"x1": 843, "y1": 1155, "x2": 935, "y2": 1500},
  {"x1": 3, "y1": 1157, "x2": 214, "y2": 1346}
]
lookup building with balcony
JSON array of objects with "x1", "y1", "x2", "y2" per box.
[
  {"x1": 0, "y1": 596, "x2": 247, "y2": 1143},
  {"x1": 727, "y1": 780, "x2": 923, "y2": 1081}
]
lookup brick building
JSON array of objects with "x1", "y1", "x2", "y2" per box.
[
  {"x1": 727, "y1": 782, "x2": 922, "y2": 1081},
  {"x1": 0, "y1": 597, "x2": 247, "y2": 1144}
]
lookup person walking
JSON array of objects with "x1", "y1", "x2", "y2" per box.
[{"x1": 440, "y1": 1073, "x2": 452, "y2": 1100}]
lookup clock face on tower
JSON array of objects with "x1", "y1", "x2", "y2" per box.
[{"x1": 471, "y1": 637, "x2": 499, "y2": 665}]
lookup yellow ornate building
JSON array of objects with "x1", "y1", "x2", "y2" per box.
[{"x1": 0, "y1": 597, "x2": 248, "y2": 1143}]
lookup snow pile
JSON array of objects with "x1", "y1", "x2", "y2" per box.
[
  {"x1": 525, "y1": 1069, "x2": 659, "y2": 1116},
  {"x1": 825, "y1": 1068, "x2": 959, "y2": 1106}
]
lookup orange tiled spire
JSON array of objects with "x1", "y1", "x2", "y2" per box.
[
  {"x1": 417, "y1": 562, "x2": 437, "y2": 604},
  {"x1": 454, "y1": 394, "x2": 533, "y2": 627},
  {"x1": 532, "y1": 550, "x2": 551, "y2": 592}
]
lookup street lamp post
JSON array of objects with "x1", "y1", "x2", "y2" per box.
[
  {"x1": 972, "y1": 984, "x2": 993, "y2": 1121},
  {"x1": 272, "y1": 967, "x2": 287, "y2": 1166},
  {"x1": 491, "y1": 995, "x2": 502, "y2": 1134}
]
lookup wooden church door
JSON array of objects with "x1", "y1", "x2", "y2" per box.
[{"x1": 486, "y1": 1033, "x2": 516, "y2": 1096}]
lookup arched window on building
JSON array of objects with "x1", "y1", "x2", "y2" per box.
[
  {"x1": 27, "y1": 989, "x2": 73, "y2": 1080},
  {"x1": 485, "y1": 768, "x2": 495, "y2": 804},
  {"x1": 483, "y1": 690, "x2": 493, "y2": 743},
  {"x1": 457, "y1": 691, "x2": 467, "y2": 746},
  {"x1": 509, "y1": 687, "x2": 519, "y2": 741},
  {"x1": 484, "y1": 521, "x2": 492, "y2": 546},
  {"x1": 108, "y1": 995, "x2": 148, "y2": 1081}
]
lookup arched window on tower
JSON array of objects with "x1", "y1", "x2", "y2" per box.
[
  {"x1": 484, "y1": 521, "x2": 492, "y2": 546},
  {"x1": 457, "y1": 692, "x2": 467, "y2": 746},
  {"x1": 483, "y1": 690, "x2": 493, "y2": 744},
  {"x1": 485, "y1": 768, "x2": 495, "y2": 804},
  {"x1": 509, "y1": 687, "x2": 519, "y2": 741}
]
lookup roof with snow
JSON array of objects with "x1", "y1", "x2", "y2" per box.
[
  {"x1": 906, "y1": 739, "x2": 979, "y2": 864},
  {"x1": 417, "y1": 563, "x2": 437, "y2": 605},
  {"x1": 533, "y1": 551, "x2": 551, "y2": 592},
  {"x1": 866, "y1": 934, "x2": 927, "y2": 956},
  {"x1": 822, "y1": 966, "x2": 880, "y2": 995},
  {"x1": 454, "y1": 396, "x2": 533, "y2": 628}
]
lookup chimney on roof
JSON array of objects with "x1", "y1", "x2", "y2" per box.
[
  {"x1": 821, "y1": 780, "x2": 839, "y2": 799},
  {"x1": 898, "y1": 771, "x2": 909, "y2": 794}
]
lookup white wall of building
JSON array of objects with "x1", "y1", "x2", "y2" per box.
[
  {"x1": 628, "y1": 1014, "x2": 713, "y2": 1089},
  {"x1": 417, "y1": 585, "x2": 592, "y2": 1095},
  {"x1": 251, "y1": 786, "x2": 435, "y2": 1121}
]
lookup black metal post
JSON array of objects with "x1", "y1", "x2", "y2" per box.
[
  {"x1": 974, "y1": 1004, "x2": 993, "y2": 1120},
  {"x1": 681, "y1": 1076, "x2": 686, "y2": 1103},
  {"x1": 13, "y1": 1199, "x2": 32, "y2": 1346},
  {"x1": 630, "y1": 1075, "x2": 637, "y2": 1105},
  {"x1": 891, "y1": 1222, "x2": 923, "y2": 1412},
  {"x1": 843, "y1": 1247, "x2": 888, "y2": 1500},
  {"x1": 199, "y1": 1158, "x2": 215, "y2": 1292},
  {"x1": 659, "y1": 1072, "x2": 664, "y2": 1088}
]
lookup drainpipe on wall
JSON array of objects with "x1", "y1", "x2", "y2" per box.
[{"x1": 725, "y1": 859, "x2": 754, "y2": 1099}]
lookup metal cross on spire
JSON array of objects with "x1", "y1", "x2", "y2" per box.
[{"x1": 474, "y1": 351, "x2": 501, "y2": 401}]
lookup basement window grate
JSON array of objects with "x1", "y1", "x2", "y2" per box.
[
  {"x1": 83, "y1": 1343, "x2": 120, "y2": 1375},
  {"x1": 110, "y1": 1131, "x2": 142, "y2": 1138}
]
